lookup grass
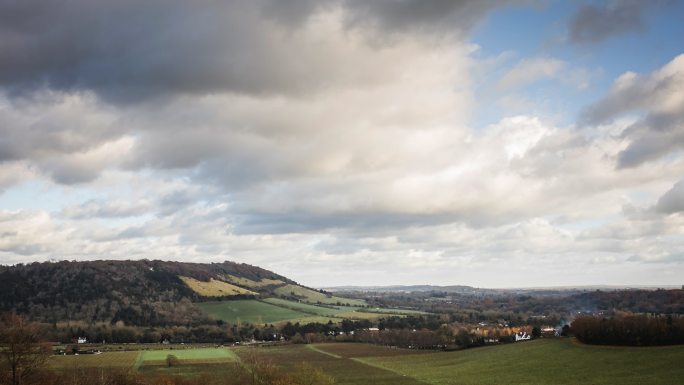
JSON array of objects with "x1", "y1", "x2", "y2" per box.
[
  {"x1": 274, "y1": 284, "x2": 367, "y2": 306},
  {"x1": 180, "y1": 276, "x2": 258, "y2": 297},
  {"x1": 262, "y1": 298, "x2": 342, "y2": 317},
  {"x1": 139, "y1": 347, "x2": 238, "y2": 366},
  {"x1": 359, "y1": 339, "x2": 684, "y2": 385},
  {"x1": 197, "y1": 300, "x2": 316, "y2": 324}
]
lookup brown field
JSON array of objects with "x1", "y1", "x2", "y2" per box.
[
  {"x1": 310, "y1": 343, "x2": 429, "y2": 358},
  {"x1": 234, "y1": 344, "x2": 422, "y2": 385},
  {"x1": 49, "y1": 351, "x2": 140, "y2": 368}
]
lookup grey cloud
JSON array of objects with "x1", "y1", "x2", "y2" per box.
[
  {"x1": 579, "y1": 54, "x2": 684, "y2": 168},
  {"x1": 568, "y1": 0, "x2": 671, "y2": 44},
  {"x1": 616, "y1": 115, "x2": 684, "y2": 168},
  {"x1": 0, "y1": 0, "x2": 505, "y2": 103},
  {"x1": 655, "y1": 180, "x2": 684, "y2": 214},
  {"x1": 342, "y1": 0, "x2": 512, "y2": 35},
  {"x1": 0, "y1": 92, "x2": 125, "y2": 183}
]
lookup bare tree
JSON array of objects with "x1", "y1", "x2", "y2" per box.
[{"x1": 0, "y1": 313, "x2": 51, "y2": 385}]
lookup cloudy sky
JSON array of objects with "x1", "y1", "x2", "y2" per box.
[{"x1": 1, "y1": 0, "x2": 683, "y2": 288}]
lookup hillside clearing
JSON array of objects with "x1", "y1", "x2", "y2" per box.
[{"x1": 179, "y1": 276, "x2": 258, "y2": 297}]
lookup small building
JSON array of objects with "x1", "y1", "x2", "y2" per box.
[
  {"x1": 77, "y1": 337, "x2": 87, "y2": 344},
  {"x1": 514, "y1": 332, "x2": 530, "y2": 341}
]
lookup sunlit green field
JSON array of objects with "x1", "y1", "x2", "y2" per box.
[
  {"x1": 48, "y1": 339, "x2": 684, "y2": 384},
  {"x1": 357, "y1": 339, "x2": 684, "y2": 385},
  {"x1": 137, "y1": 347, "x2": 238, "y2": 366},
  {"x1": 196, "y1": 300, "x2": 320, "y2": 324}
]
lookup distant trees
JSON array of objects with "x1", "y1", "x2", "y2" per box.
[
  {"x1": 0, "y1": 313, "x2": 51, "y2": 385},
  {"x1": 571, "y1": 314, "x2": 684, "y2": 346},
  {"x1": 531, "y1": 326, "x2": 541, "y2": 339}
]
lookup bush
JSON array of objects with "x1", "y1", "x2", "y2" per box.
[{"x1": 166, "y1": 354, "x2": 180, "y2": 367}]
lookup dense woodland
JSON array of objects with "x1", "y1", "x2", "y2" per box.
[{"x1": 571, "y1": 314, "x2": 684, "y2": 346}]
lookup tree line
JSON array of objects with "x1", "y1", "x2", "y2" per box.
[{"x1": 571, "y1": 313, "x2": 684, "y2": 346}]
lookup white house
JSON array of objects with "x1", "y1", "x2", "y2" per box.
[
  {"x1": 77, "y1": 337, "x2": 87, "y2": 344},
  {"x1": 514, "y1": 332, "x2": 530, "y2": 341}
]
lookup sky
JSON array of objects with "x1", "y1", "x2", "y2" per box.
[{"x1": 1, "y1": 0, "x2": 683, "y2": 288}]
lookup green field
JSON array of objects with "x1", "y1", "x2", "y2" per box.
[
  {"x1": 359, "y1": 339, "x2": 684, "y2": 385},
  {"x1": 138, "y1": 347, "x2": 237, "y2": 366},
  {"x1": 262, "y1": 297, "x2": 342, "y2": 316},
  {"x1": 196, "y1": 299, "x2": 338, "y2": 325},
  {"x1": 237, "y1": 340, "x2": 684, "y2": 385}
]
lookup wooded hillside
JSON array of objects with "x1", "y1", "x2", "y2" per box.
[{"x1": 0, "y1": 260, "x2": 293, "y2": 326}]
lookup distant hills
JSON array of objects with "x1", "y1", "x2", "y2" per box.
[{"x1": 323, "y1": 284, "x2": 681, "y2": 294}]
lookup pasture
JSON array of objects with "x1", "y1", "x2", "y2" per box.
[
  {"x1": 262, "y1": 297, "x2": 342, "y2": 317},
  {"x1": 196, "y1": 299, "x2": 328, "y2": 324},
  {"x1": 359, "y1": 339, "x2": 684, "y2": 385},
  {"x1": 138, "y1": 347, "x2": 238, "y2": 367}
]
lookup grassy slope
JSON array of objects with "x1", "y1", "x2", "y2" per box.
[
  {"x1": 262, "y1": 298, "x2": 343, "y2": 316},
  {"x1": 360, "y1": 339, "x2": 684, "y2": 385},
  {"x1": 274, "y1": 284, "x2": 366, "y2": 306},
  {"x1": 179, "y1": 276, "x2": 257, "y2": 297},
  {"x1": 196, "y1": 300, "x2": 317, "y2": 324}
]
